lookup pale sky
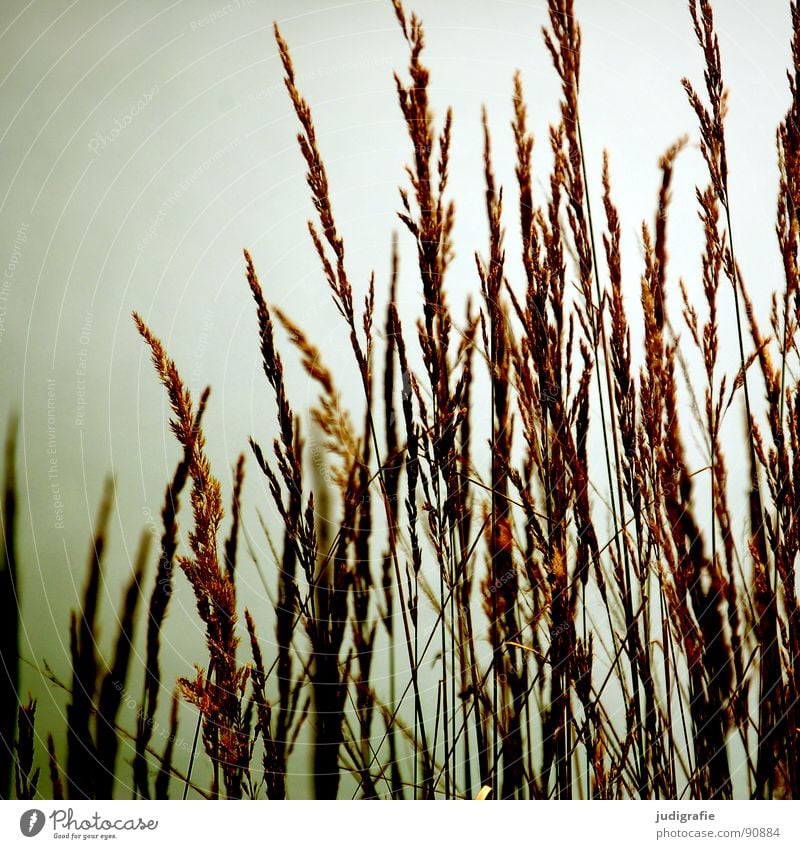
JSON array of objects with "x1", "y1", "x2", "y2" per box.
[{"x1": 0, "y1": 0, "x2": 793, "y2": 797}]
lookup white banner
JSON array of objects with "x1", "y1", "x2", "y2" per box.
[{"x1": 0, "y1": 800, "x2": 797, "y2": 848}]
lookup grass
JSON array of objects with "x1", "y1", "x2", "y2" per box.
[{"x1": 1, "y1": 0, "x2": 800, "y2": 800}]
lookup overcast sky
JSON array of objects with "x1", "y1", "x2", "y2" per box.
[{"x1": 0, "y1": 0, "x2": 794, "y2": 795}]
